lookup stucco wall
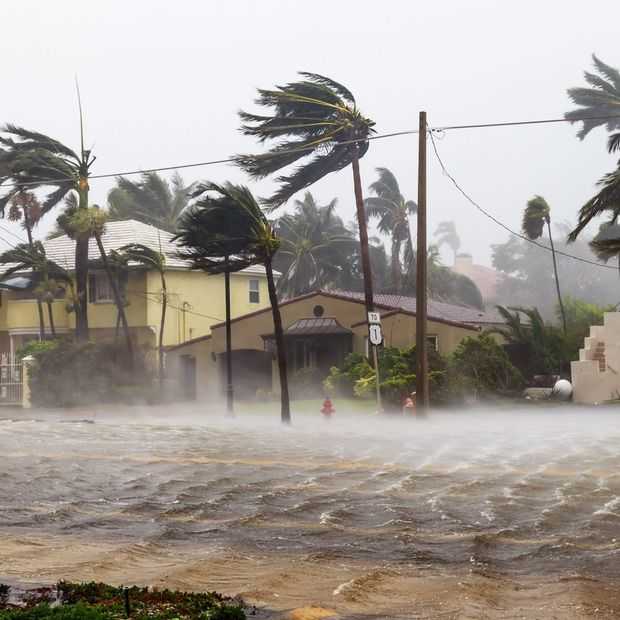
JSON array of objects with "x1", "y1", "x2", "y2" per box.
[
  {"x1": 147, "y1": 269, "x2": 270, "y2": 347},
  {"x1": 166, "y1": 336, "x2": 219, "y2": 401}
]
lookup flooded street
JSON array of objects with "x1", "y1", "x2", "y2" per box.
[{"x1": 2, "y1": 406, "x2": 620, "y2": 618}]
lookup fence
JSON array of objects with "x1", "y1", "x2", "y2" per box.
[{"x1": 0, "y1": 353, "x2": 23, "y2": 406}]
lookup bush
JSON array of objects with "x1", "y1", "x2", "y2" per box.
[
  {"x1": 324, "y1": 353, "x2": 373, "y2": 398},
  {"x1": 28, "y1": 340, "x2": 155, "y2": 408},
  {"x1": 289, "y1": 366, "x2": 325, "y2": 399},
  {"x1": 447, "y1": 333, "x2": 524, "y2": 399},
  {"x1": 16, "y1": 339, "x2": 60, "y2": 360}
]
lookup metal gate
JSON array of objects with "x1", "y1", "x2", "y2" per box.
[{"x1": 0, "y1": 353, "x2": 22, "y2": 405}]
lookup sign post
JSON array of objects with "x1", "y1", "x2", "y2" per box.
[{"x1": 368, "y1": 312, "x2": 383, "y2": 413}]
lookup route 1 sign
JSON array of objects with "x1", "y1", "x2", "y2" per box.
[
  {"x1": 368, "y1": 323, "x2": 383, "y2": 346},
  {"x1": 367, "y1": 311, "x2": 381, "y2": 325}
]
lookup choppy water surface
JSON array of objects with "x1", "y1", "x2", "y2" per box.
[{"x1": 2, "y1": 406, "x2": 620, "y2": 617}]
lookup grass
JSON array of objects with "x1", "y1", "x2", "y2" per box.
[
  {"x1": 244, "y1": 397, "x2": 380, "y2": 416},
  {"x1": 0, "y1": 582, "x2": 245, "y2": 620}
]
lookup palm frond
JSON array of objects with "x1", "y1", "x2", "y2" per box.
[{"x1": 522, "y1": 196, "x2": 550, "y2": 240}]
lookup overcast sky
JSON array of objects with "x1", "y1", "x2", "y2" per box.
[{"x1": 2, "y1": 0, "x2": 619, "y2": 265}]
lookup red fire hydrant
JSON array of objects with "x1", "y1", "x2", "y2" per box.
[
  {"x1": 321, "y1": 398, "x2": 335, "y2": 418},
  {"x1": 403, "y1": 393, "x2": 416, "y2": 415}
]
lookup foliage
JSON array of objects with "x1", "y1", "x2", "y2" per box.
[
  {"x1": 0, "y1": 581, "x2": 244, "y2": 620},
  {"x1": 274, "y1": 192, "x2": 356, "y2": 297},
  {"x1": 325, "y1": 347, "x2": 448, "y2": 408},
  {"x1": 289, "y1": 366, "x2": 326, "y2": 399},
  {"x1": 489, "y1": 306, "x2": 565, "y2": 377},
  {"x1": 492, "y1": 223, "x2": 620, "y2": 319},
  {"x1": 16, "y1": 339, "x2": 59, "y2": 360},
  {"x1": 565, "y1": 54, "x2": 620, "y2": 143},
  {"x1": 27, "y1": 340, "x2": 154, "y2": 407},
  {"x1": 236, "y1": 72, "x2": 375, "y2": 210},
  {"x1": 448, "y1": 333, "x2": 524, "y2": 398},
  {"x1": 107, "y1": 172, "x2": 193, "y2": 233},
  {"x1": 365, "y1": 168, "x2": 416, "y2": 292},
  {"x1": 434, "y1": 221, "x2": 460, "y2": 262},
  {"x1": 522, "y1": 196, "x2": 550, "y2": 239}
]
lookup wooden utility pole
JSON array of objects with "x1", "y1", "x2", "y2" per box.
[
  {"x1": 416, "y1": 111, "x2": 429, "y2": 412},
  {"x1": 224, "y1": 260, "x2": 234, "y2": 415}
]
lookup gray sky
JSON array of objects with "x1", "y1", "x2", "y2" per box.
[{"x1": 3, "y1": 0, "x2": 619, "y2": 265}]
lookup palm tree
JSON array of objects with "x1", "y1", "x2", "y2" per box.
[
  {"x1": 5, "y1": 191, "x2": 46, "y2": 338},
  {"x1": 235, "y1": 72, "x2": 377, "y2": 318},
  {"x1": 0, "y1": 124, "x2": 96, "y2": 340},
  {"x1": 0, "y1": 242, "x2": 72, "y2": 338},
  {"x1": 364, "y1": 168, "x2": 417, "y2": 293},
  {"x1": 589, "y1": 221, "x2": 620, "y2": 275},
  {"x1": 117, "y1": 243, "x2": 167, "y2": 387},
  {"x1": 58, "y1": 204, "x2": 134, "y2": 361},
  {"x1": 434, "y1": 221, "x2": 461, "y2": 265},
  {"x1": 274, "y1": 192, "x2": 356, "y2": 297},
  {"x1": 566, "y1": 55, "x2": 620, "y2": 145},
  {"x1": 175, "y1": 181, "x2": 291, "y2": 423},
  {"x1": 522, "y1": 196, "x2": 567, "y2": 334},
  {"x1": 107, "y1": 172, "x2": 193, "y2": 233}
]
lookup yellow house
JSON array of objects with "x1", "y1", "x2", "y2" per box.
[
  {"x1": 0, "y1": 220, "x2": 272, "y2": 356},
  {"x1": 165, "y1": 289, "x2": 505, "y2": 400}
]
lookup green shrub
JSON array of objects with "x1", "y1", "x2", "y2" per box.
[
  {"x1": 447, "y1": 333, "x2": 524, "y2": 399},
  {"x1": 324, "y1": 352, "x2": 373, "y2": 397},
  {"x1": 16, "y1": 339, "x2": 59, "y2": 360},
  {"x1": 289, "y1": 366, "x2": 325, "y2": 399},
  {"x1": 28, "y1": 341, "x2": 155, "y2": 408}
]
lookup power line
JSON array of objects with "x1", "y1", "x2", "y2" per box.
[
  {"x1": 426, "y1": 123, "x2": 618, "y2": 271},
  {"x1": 1, "y1": 113, "x2": 620, "y2": 190}
]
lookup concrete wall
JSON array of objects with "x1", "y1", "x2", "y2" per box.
[{"x1": 572, "y1": 311, "x2": 620, "y2": 404}]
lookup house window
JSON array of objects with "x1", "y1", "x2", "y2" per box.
[
  {"x1": 249, "y1": 279, "x2": 260, "y2": 304},
  {"x1": 88, "y1": 274, "x2": 114, "y2": 303}
]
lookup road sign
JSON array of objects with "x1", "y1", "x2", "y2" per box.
[
  {"x1": 369, "y1": 323, "x2": 383, "y2": 346},
  {"x1": 368, "y1": 311, "x2": 381, "y2": 325}
]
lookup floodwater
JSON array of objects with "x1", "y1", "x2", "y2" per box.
[{"x1": 2, "y1": 406, "x2": 620, "y2": 619}]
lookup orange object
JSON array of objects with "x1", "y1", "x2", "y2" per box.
[
  {"x1": 321, "y1": 398, "x2": 335, "y2": 417},
  {"x1": 403, "y1": 397, "x2": 415, "y2": 414}
]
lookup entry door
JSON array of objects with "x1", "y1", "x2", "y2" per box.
[{"x1": 180, "y1": 355, "x2": 197, "y2": 401}]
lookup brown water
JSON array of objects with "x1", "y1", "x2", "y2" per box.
[{"x1": 2, "y1": 406, "x2": 620, "y2": 618}]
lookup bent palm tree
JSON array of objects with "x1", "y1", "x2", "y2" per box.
[
  {"x1": 0, "y1": 242, "x2": 72, "y2": 338},
  {"x1": 5, "y1": 191, "x2": 46, "y2": 338},
  {"x1": 117, "y1": 244, "x2": 167, "y2": 387},
  {"x1": 108, "y1": 172, "x2": 193, "y2": 233},
  {"x1": 235, "y1": 72, "x2": 377, "y2": 317},
  {"x1": 365, "y1": 168, "x2": 417, "y2": 293},
  {"x1": 59, "y1": 205, "x2": 133, "y2": 361},
  {"x1": 275, "y1": 192, "x2": 356, "y2": 297},
  {"x1": 566, "y1": 55, "x2": 620, "y2": 145},
  {"x1": 434, "y1": 221, "x2": 461, "y2": 265},
  {"x1": 0, "y1": 124, "x2": 96, "y2": 340},
  {"x1": 522, "y1": 196, "x2": 566, "y2": 334},
  {"x1": 175, "y1": 182, "x2": 291, "y2": 423}
]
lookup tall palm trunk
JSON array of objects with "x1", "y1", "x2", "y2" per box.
[
  {"x1": 546, "y1": 220, "x2": 567, "y2": 335},
  {"x1": 94, "y1": 233, "x2": 134, "y2": 364},
  {"x1": 75, "y1": 183, "x2": 90, "y2": 341},
  {"x1": 158, "y1": 270, "x2": 167, "y2": 390},
  {"x1": 224, "y1": 259, "x2": 233, "y2": 415},
  {"x1": 266, "y1": 257, "x2": 290, "y2": 423},
  {"x1": 390, "y1": 237, "x2": 402, "y2": 293},
  {"x1": 23, "y1": 213, "x2": 46, "y2": 340},
  {"x1": 46, "y1": 301, "x2": 56, "y2": 337},
  {"x1": 351, "y1": 150, "x2": 374, "y2": 314}
]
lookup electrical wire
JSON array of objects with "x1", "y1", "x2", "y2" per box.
[
  {"x1": 1, "y1": 113, "x2": 620, "y2": 189},
  {"x1": 426, "y1": 123, "x2": 618, "y2": 270}
]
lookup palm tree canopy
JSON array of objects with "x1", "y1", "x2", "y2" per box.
[
  {"x1": 108, "y1": 172, "x2": 193, "y2": 233},
  {"x1": 569, "y1": 166, "x2": 620, "y2": 241},
  {"x1": 0, "y1": 124, "x2": 93, "y2": 215},
  {"x1": 566, "y1": 55, "x2": 620, "y2": 142},
  {"x1": 0, "y1": 241, "x2": 71, "y2": 285},
  {"x1": 116, "y1": 243, "x2": 166, "y2": 273},
  {"x1": 274, "y1": 192, "x2": 356, "y2": 297},
  {"x1": 174, "y1": 181, "x2": 279, "y2": 274},
  {"x1": 365, "y1": 167, "x2": 416, "y2": 239},
  {"x1": 589, "y1": 221, "x2": 620, "y2": 262},
  {"x1": 236, "y1": 72, "x2": 375, "y2": 209},
  {"x1": 434, "y1": 221, "x2": 461, "y2": 254},
  {"x1": 522, "y1": 196, "x2": 551, "y2": 240}
]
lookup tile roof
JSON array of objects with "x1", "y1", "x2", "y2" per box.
[
  {"x1": 325, "y1": 289, "x2": 504, "y2": 325},
  {"x1": 24, "y1": 220, "x2": 267, "y2": 276},
  {"x1": 280, "y1": 317, "x2": 352, "y2": 336}
]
